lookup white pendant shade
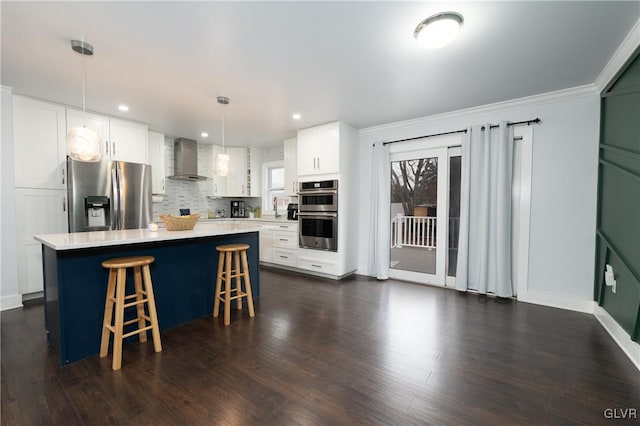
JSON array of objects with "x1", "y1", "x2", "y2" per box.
[
  {"x1": 415, "y1": 12, "x2": 463, "y2": 49},
  {"x1": 67, "y1": 126, "x2": 103, "y2": 162},
  {"x1": 215, "y1": 153, "x2": 230, "y2": 176}
]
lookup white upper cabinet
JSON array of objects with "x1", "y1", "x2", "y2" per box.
[
  {"x1": 209, "y1": 146, "x2": 260, "y2": 197},
  {"x1": 283, "y1": 137, "x2": 298, "y2": 195},
  {"x1": 109, "y1": 118, "x2": 148, "y2": 163},
  {"x1": 147, "y1": 130, "x2": 166, "y2": 195},
  {"x1": 13, "y1": 95, "x2": 67, "y2": 189},
  {"x1": 210, "y1": 144, "x2": 227, "y2": 197},
  {"x1": 225, "y1": 147, "x2": 247, "y2": 196},
  {"x1": 247, "y1": 147, "x2": 262, "y2": 197},
  {"x1": 297, "y1": 122, "x2": 340, "y2": 176},
  {"x1": 67, "y1": 108, "x2": 148, "y2": 164}
]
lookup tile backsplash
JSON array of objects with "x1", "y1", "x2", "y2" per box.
[{"x1": 152, "y1": 139, "x2": 261, "y2": 221}]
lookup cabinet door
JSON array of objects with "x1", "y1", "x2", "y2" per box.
[
  {"x1": 211, "y1": 145, "x2": 227, "y2": 196},
  {"x1": 284, "y1": 137, "x2": 298, "y2": 195},
  {"x1": 315, "y1": 123, "x2": 340, "y2": 175},
  {"x1": 13, "y1": 96, "x2": 67, "y2": 189},
  {"x1": 296, "y1": 129, "x2": 317, "y2": 177},
  {"x1": 247, "y1": 147, "x2": 262, "y2": 196},
  {"x1": 147, "y1": 131, "x2": 166, "y2": 195},
  {"x1": 109, "y1": 118, "x2": 148, "y2": 163},
  {"x1": 259, "y1": 228, "x2": 273, "y2": 263},
  {"x1": 15, "y1": 188, "x2": 68, "y2": 294},
  {"x1": 66, "y1": 108, "x2": 110, "y2": 159},
  {"x1": 225, "y1": 147, "x2": 247, "y2": 196}
]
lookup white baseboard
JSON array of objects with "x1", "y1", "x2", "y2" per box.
[
  {"x1": 518, "y1": 290, "x2": 596, "y2": 313},
  {"x1": 594, "y1": 305, "x2": 640, "y2": 371},
  {"x1": 0, "y1": 294, "x2": 23, "y2": 311}
]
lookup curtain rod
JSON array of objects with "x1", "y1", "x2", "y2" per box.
[{"x1": 379, "y1": 117, "x2": 541, "y2": 146}]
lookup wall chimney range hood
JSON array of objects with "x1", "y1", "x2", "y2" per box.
[{"x1": 168, "y1": 138, "x2": 208, "y2": 181}]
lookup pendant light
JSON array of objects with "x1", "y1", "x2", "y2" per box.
[
  {"x1": 215, "y1": 96, "x2": 230, "y2": 176},
  {"x1": 67, "y1": 39, "x2": 103, "y2": 162}
]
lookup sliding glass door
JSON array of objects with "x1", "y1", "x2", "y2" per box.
[{"x1": 389, "y1": 146, "x2": 461, "y2": 286}]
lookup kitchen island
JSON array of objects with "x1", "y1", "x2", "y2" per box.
[{"x1": 34, "y1": 223, "x2": 261, "y2": 365}]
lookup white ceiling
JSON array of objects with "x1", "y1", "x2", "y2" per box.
[{"x1": 2, "y1": 2, "x2": 638, "y2": 147}]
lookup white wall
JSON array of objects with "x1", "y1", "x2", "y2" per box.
[
  {"x1": 1, "y1": 86, "x2": 22, "y2": 310},
  {"x1": 357, "y1": 85, "x2": 600, "y2": 304}
]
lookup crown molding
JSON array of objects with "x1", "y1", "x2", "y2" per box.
[
  {"x1": 360, "y1": 84, "x2": 597, "y2": 137},
  {"x1": 595, "y1": 18, "x2": 640, "y2": 93}
]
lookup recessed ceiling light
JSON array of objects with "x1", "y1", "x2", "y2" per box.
[
  {"x1": 118, "y1": 104, "x2": 129, "y2": 112},
  {"x1": 292, "y1": 113, "x2": 301, "y2": 120},
  {"x1": 414, "y1": 12, "x2": 463, "y2": 49},
  {"x1": 201, "y1": 132, "x2": 209, "y2": 138}
]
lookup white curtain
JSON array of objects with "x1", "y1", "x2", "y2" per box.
[
  {"x1": 455, "y1": 122, "x2": 515, "y2": 297},
  {"x1": 368, "y1": 142, "x2": 391, "y2": 279}
]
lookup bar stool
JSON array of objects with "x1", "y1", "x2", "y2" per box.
[
  {"x1": 100, "y1": 256, "x2": 162, "y2": 370},
  {"x1": 213, "y1": 244, "x2": 255, "y2": 326}
]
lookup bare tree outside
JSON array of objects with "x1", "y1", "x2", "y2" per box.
[{"x1": 390, "y1": 158, "x2": 438, "y2": 216}]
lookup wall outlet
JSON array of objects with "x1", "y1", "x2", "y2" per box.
[{"x1": 605, "y1": 264, "x2": 617, "y2": 294}]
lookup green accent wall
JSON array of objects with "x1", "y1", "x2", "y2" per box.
[{"x1": 596, "y1": 49, "x2": 640, "y2": 341}]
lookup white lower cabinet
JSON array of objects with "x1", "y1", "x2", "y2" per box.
[
  {"x1": 270, "y1": 222, "x2": 298, "y2": 267},
  {"x1": 272, "y1": 247, "x2": 297, "y2": 267},
  {"x1": 249, "y1": 220, "x2": 298, "y2": 268},
  {"x1": 297, "y1": 257, "x2": 338, "y2": 276},
  {"x1": 16, "y1": 188, "x2": 68, "y2": 294},
  {"x1": 259, "y1": 227, "x2": 273, "y2": 263}
]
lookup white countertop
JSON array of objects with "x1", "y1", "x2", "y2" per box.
[
  {"x1": 197, "y1": 217, "x2": 296, "y2": 223},
  {"x1": 34, "y1": 222, "x2": 262, "y2": 251}
]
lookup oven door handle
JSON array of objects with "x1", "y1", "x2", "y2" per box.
[
  {"x1": 299, "y1": 189, "x2": 338, "y2": 195},
  {"x1": 298, "y1": 212, "x2": 338, "y2": 218}
]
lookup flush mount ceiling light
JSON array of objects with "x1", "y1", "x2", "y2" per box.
[
  {"x1": 215, "y1": 96, "x2": 230, "y2": 177},
  {"x1": 292, "y1": 113, "x2": 301, "y2": 120},
  {"x1": 118, "y1": 104, "x2": 129, "y2": 112},
  {"x1": 201, "y1": 132, "x2": 209, "y2": 138},
  {"x1": 414, "y1": 12, "x2": 463, "y2": 49},
  {"x1": 67, "y1": 39, "x2": 103, "y2": 162}
]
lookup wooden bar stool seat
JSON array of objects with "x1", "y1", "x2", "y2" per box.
[
  {"x1": 213, "y1": 244, "x2": 255, "y2": 326},
  {"x1": 100, "y1": 255, "x2": 162, "y2": 370}
]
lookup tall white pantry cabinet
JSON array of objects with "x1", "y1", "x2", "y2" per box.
[
  {"x1": 12, "y1": 94, "x2": 148, "y2": 296},
  {"x1": 12, "y1": 95, "x2": 69, "y2": 296}
]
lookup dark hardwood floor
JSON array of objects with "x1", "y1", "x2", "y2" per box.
[{"x1": 2, "y1": 267, "x2": 639, "y2": 425}]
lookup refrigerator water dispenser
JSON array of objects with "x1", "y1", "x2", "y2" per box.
[{"x1": 85, "y1": 195, "x2": 110, "y2": 229}]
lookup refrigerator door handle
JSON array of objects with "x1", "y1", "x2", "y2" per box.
[{"x1": 112, "y1": 167, "x2": 120, "y2": 230}]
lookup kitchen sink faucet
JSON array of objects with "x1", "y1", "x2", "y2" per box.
[{"x1": 273, "y1": 197, "x2": 281, "y2": 218}]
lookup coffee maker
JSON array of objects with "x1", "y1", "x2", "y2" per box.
[
  {"x1": 230, "y1": 200, "x2": 246, "y2": 218},
  {"x1": 287, "y1": 203, "x2": 299, "y2": 220}
]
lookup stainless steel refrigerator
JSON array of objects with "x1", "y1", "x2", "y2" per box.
[{"x1": 67, "y1": 158, "x2": 153, "y2": 232}]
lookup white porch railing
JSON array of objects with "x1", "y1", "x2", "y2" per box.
[{"x1": 391, "y1": 215, "x2": 437, "y2": 249}]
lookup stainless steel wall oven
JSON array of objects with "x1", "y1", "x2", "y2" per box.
[
  {"x1": 299, "y1": 180, "x2": 338, "y2": 212},
  {"x1": 299, "y1": 180, "x2": 338, "y2": 251}
]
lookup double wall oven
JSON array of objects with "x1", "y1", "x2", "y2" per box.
[{"x1": 298, "y1": 179, "x2": 338, "y2": 251}]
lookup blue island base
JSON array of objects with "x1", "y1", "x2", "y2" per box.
[{"x1": 43, "y1": 231, "x2": 259, "y2": 365}]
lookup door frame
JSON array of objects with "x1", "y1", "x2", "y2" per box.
[{"x1": 388, "y1": 133, "x2": 464, "y2": 286}]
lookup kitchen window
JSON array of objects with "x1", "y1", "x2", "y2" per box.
[{"x1": 262, "y1": 161, "x2": 290, "y2": 215}]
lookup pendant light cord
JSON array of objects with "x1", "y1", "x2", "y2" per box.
[
  {"x1": 81, "y1": 41, "x2": 87, "y2": 127},
  {"x1": 222, "y1": 115, "x2": 226, "y2": 153}
]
